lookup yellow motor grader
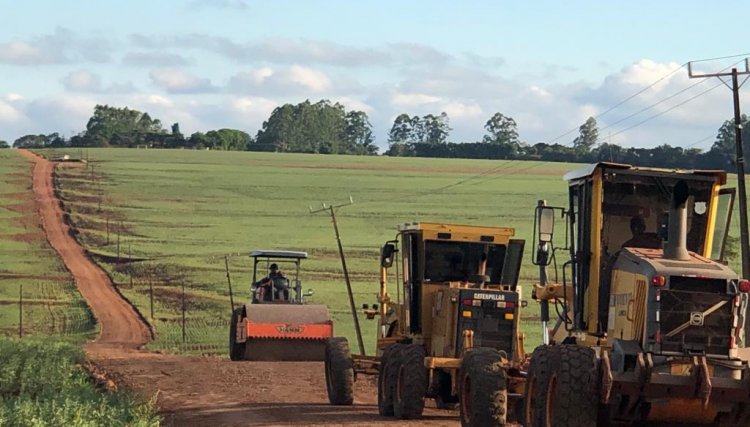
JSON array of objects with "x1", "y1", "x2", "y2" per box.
[
  {"x1": 323, "y1": 222, "x2": 527, "y2": 426},
  {"x1": 527, "y1": 162, "x2": 750, "y2": 426}
]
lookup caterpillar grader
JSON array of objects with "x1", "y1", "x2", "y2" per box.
[
  {"x1": 527, "y1": 162, "x2": 750, "y2": 426},
  {"x1": 323, "y1": 222, "x2": 527, "y2": 426},
  {"x1": 229, "y1": 250, "x2": 333, "y2": 361}
]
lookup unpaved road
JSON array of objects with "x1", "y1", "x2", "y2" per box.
[{"x1": 19, "y1": 150, "x2": 459, "y2": 426}]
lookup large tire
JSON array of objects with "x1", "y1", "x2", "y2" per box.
[
  {"x1": 459, "y1": 347, "x2": 507, "y2": 427},
  {"x1": 378, "y1": 343, "x2": 404, "y2": 416},
  {"x1": 229, "y1": 308, "x2": 245, "y2": 361},
  {"x1": 325, "y1": 337, "x2": 354, "y2": 405},
  {"x1": 523, "y1": 345, "x2": 558, "y2": 427},
  {"x1": 546, "y1": 345, "x2": 599, "y2": 427},
  {"x1": 393, "y1": 344, "x2": 427, "y2": 419}
]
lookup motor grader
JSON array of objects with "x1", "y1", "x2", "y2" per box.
[
  {"x1": 527, "y1": 162, "x2": 750, "y2": 426},
  {"x1": 323, "y1": 222, "x2": 527, "y2": 426},
  {"x1": 229, "y1": 250, "x2": 333, "y2": 361}
]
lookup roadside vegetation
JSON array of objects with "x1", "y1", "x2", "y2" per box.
[
  {"x1": 0, "y1": 337, "x2": 160, "y2": 426},
  {"x1": 0, "y1": 150, "x2": 160, "y2": 425}
]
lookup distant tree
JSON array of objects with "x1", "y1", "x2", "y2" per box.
[
  {"x1": 572, "y1": 116, "x2": 599, "y2": 153},
  {"x1": 710, "y1": 114, "x2": 750, "y2": 169},
  {"x1": 483, "y1": 113, "x2": 519, "y2": 146},
  {"x1": 0, "y1": 140, "x2": 9, "y2": 149},
  {"x1": 13, "y1": 134, "x2": 49, "y2": 148},
  {"x1": 345, "y1": 110, "x2": 376, "y2": 154},
  {"x1": 422, "y1": 112, "x2": 451, "y2": 144},
  {"x1": 253, "y1": 99, "x2": 371, "y2": 154},
  {"x1": 206, "y1": 129, "x2": 252, "y2": 151},
  {"x1": 388, "y1": 114, "x2": 413, "y2": 144},
  {"x1": 188, "y1": 132, "x2": 211, "y2": 149},
  {"x1": 82, "y1": 105, "x2": 164, "y2": 147}
]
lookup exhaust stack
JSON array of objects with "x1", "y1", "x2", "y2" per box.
[{"x1": 664, "y1": 180, "x2": 690, "y2": 261}]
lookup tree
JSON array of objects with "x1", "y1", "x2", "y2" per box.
[
  {"x1": 206, "y1": 129, "x2": 252, "y2": 151},
  {"x1": 0, "y1": 140, "x2": 9, "y2": 149},
  {"x1": 82, "y1": 105, "x2": 164, "y2": 147},
  {"x1": 572, "y1": 116, "x2": 599, "y2": 153},
  {"x1": 483, "y1": 113, "x2": 519, "y2": 146},
  {"x1": 345, "y1": 111, "x2": 376, "y2": 154},
  {"x1": 388, "y1": 114, "x2": 413, "y2": 145},
  {"x1": 709, "y1": 114, "x2": 750, "y2": 170},
  {"x1": 422, "y1": 112, "x2": 451, "y2": 144},
  {"x1": 13, "y1": 134, "x2": 50, "y2": 148}
]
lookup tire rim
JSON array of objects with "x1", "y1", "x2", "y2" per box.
[{"x1": 461, "y1": 373, "x2": 472, "y2": 423}]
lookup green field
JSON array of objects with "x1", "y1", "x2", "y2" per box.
[
  {"x1": 0, "y1": 150, "x2": 95, "y2": 338},
  {"x1": 0, "y1": 336, "x2": 160, "y2": 426},
  {"x1": 41, "y1": 147, "x2": 583, "y2": 354}
]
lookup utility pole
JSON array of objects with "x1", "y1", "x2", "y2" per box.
[
  {"x1": 310, "y1": 197, "x2": 365, "y2": 356},
  {"x1": 689, "y1": 58, "x2": 750, "y2": 278}
]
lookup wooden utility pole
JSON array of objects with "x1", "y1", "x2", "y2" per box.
[
  {"x1": 310, "y1": 197, "x2": 365, "y2": 355},
  {"x1": 689, "y1": 59, "x2": 750, "y2": 278}
]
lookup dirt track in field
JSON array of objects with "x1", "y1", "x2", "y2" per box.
[{"x1": 18, "y1": 149, "x2": 460, "y2": 426}]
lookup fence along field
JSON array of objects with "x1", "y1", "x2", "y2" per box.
[
  {"x1": 45, "y1": 147, "x2": 583, "y2": 354},
  {"x1": 0, "y1": 150, "x2": 96, "y2": 338}
]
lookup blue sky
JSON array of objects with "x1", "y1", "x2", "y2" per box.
[{"x1": 1, "y1": 0, "x2": 749, "y2": 150}]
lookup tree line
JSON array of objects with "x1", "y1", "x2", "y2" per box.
[{"x1": 6, "y1": 100, "x2": 748, "y2": 171}]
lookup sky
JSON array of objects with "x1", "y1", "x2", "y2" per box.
[{"x1": 1, "y1": 0, "x2": 749, "y2": 151}]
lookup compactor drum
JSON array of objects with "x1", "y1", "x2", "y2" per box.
[
  {"x1": 229, "y1": 250, "x2": 333, "y2": 361},
  {"x1": 324, "y1": 222, "x2": 528, "y2": 426},
  {"x1": 529, "y1": 162, "x2": 750, "y2": 426}
]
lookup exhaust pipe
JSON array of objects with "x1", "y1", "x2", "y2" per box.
[{"x1": 664, "y1": 180, "x2": 690, "y2": 260}]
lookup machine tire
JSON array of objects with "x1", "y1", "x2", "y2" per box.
[
  {"x1": 324, "y1": 337, "x2": 354, "y2": 405},
  {"x1": 393, "y1": 344, "x2": 427, "y2": 419},
  {"x1": 228, "y1": 308, "x2": 245, "y2": 361},
  {"x1": 459, "y1": 347, "x2": 507, "y2": 427},
  {"x1": 546, "y1": 344, "x2": 599, "y2": 427},
  {"x1": 523, "y1": 345, "x2": 558, "y2": 427},
  {"x1": 378, "y1": 343, "x2": 404, "y2": 416}
]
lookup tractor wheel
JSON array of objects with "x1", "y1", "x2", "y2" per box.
[
  {"x1": 546, "y1": 344, "x2": 599, "y2": 427},
  {"x1": 324, "y1": 337, "x2": 354, "y2": 405},
  {"x1": 229, "y1": 308, "x2": 245, "y2": 361},
  {"x1": 523, "y1": 345, "x2": 558, "y2": 427},
  {"x1": 378, "y1": 343, "x2": 404, "y2": 416},
  {"x1": 459, "y1": 347, "x2": 507, "y2": 427},
  {"x1": 393, "y1": 344, "x2": 427, "y2": 419}
]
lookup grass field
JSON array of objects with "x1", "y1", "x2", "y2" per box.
[
  {"x1": 0, "y1": 336, "x2": 160, "y2": 426},
  {"x1": 0, "y1": 150, "x2": 95, "y2": 339},
  {"x1": 42, "y1": 147, "x2": 582, "y2": 354}
]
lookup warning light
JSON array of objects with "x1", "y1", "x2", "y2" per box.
[
  {"x1": 462, "y1": 310, "x2": 472, "y2": 318},
  {"x1": 651, "y1": 275, "x2": 666, "y2": 287}
]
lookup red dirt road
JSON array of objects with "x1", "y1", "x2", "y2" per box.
[{"x1": 18, "y1": 150, "x2": 460, "y2": 426}]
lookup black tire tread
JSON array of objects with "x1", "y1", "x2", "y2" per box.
[
  {"x1": 325, "y1": 337, "x2": 354, "y2": 405},
  {"x1": 550, "y1": 345, "x2": 599, "y2": 427},
  {"x1": 229, "y1": 308, "x2": 245, "y2": 361},
  {"x1": 378, "y1": 343, "x2": 404, "y2": 416},
  {"x1": 524, "y1": 345, "x2": 558, "y2": 427},
  {"x1": 459, "y1": 347, "x2": 507, "y2": 427},
  {"x1": 394, "y1": 344, "x2": 427, "y2": 419}
]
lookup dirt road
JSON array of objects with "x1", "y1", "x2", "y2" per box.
[{"x1": 19, "y1": 150, "x2": 459, "y2": 426}]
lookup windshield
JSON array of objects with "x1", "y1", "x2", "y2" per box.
[
  {"x1": 601, "y1": 173, "x2": 714, "y2": 258},
  {"x1": 423, "y1": 240, "x2": 506, "y2": 283}
]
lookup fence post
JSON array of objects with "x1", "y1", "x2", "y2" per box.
[
  {"x1": 18, "y1": 283, "x2": 23, "y2": 338},
  {"x1": 181, "y1": 282, "x2": 186, "y2": 343},
  {"x1": 149, "y1": 275, "x2": 154, "y2": 320}
]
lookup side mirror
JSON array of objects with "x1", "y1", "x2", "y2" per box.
[
  {"x1": 537, "y1": 206, "x2": 555, "y2": 243},
  {"x1": 380, "y1": 243, "x2": 397, "y2": 268}
]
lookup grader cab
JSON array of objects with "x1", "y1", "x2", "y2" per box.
[
  {"x1": 324, "y1": 223, "x2": 527, "y2": 426},
  {"x1": 527, "y1": 162, "x2": 750, "y2": 426}
]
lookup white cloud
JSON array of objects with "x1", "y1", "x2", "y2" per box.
[
  {"x1": 62, "y1": 70, "x2": 102, "y2": 93},
  {"x1": 3, "y1": 93, "x2": 23, "y2": 102},
  {"x1": 122, "y1": 51, "x2": 190, "y2": 67},
  {"x1": 149, "y1": 69, "x2": 216, "y2": 93},
  {"x1": 391, "y1": 93, "x2": 442, "y2": 107},
  {"x1": 441, "y1": 102, "x2": 483, "y2": 119},
  {"x1": 228, "y1": 65, "x2": 332, "y2": 96},
  {"x1": 0, "y1": 27, "x2": 111, "y2": 66}
]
